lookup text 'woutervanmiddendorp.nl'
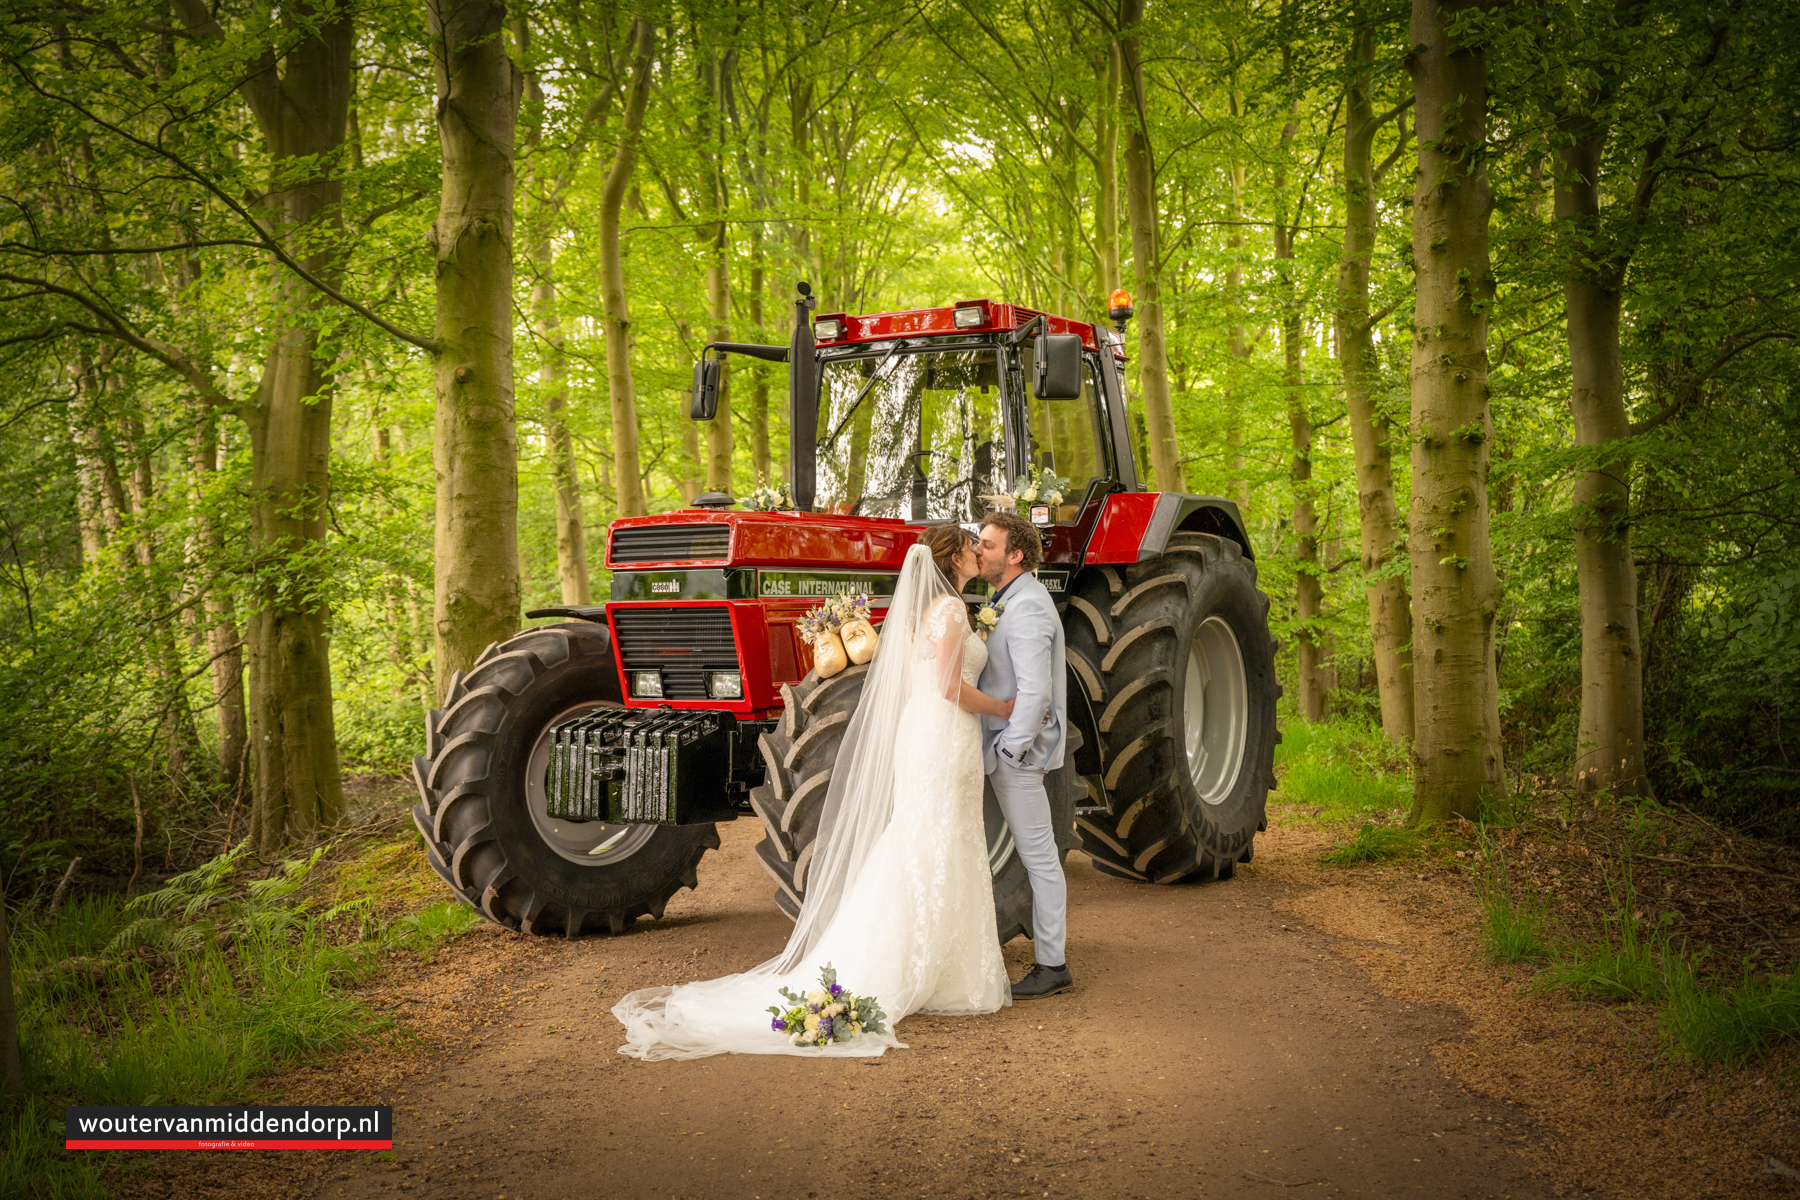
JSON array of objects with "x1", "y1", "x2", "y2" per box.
[{"x1": 65, "y1": 1105, "x2": 393, "y2": 1150}]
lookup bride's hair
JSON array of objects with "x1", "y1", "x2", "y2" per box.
[{"x1": 917, "y1": 525, "x2": 975, "y2": 628}]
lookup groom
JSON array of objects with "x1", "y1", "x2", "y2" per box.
[{"x1": 975, "y1": 511, "x2": 1073, "y2": 1000}]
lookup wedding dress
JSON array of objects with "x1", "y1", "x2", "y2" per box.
[{"x1": 613, "y1": 544, "x2": 1009, "y2": 1059}]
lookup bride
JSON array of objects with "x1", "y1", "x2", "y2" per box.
[{"x1": 614, "y1": 525, "x2": 1015, "y2": 1059}]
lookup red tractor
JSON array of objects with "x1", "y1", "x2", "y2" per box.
[{"x1": 412, "y1": 284, "x2": 1280, "y2": 940}]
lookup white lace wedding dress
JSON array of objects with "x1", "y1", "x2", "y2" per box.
[{"x1": 614, "y1": 551, "x2": 1009, "y2": 1060}]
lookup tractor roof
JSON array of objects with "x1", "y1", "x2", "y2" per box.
[{"x1": 810, "y1": 299, "x2": 1125, "y2": 360}]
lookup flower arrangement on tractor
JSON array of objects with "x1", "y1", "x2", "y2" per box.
[{"x1": 799, "y1": 591, "x2": 877, "y2": 677}]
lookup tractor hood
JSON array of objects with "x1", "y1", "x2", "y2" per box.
[{"x1": 605, "y1": 510, "x2": 920, "y2": 572}]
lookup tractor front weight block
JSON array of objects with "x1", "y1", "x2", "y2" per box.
[{"x1": 546, "y1": 709, "x2": 738, "y2": 827}]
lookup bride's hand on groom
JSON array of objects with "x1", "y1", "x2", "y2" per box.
[{"x1": 999, "y1": 697, "x2": 1016, "y2": 721}]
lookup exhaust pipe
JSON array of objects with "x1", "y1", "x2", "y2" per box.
[{"x1": 788, "y1": 281, "x2": 819, "y2": 512}]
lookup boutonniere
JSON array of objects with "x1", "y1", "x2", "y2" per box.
[{"x1": 975, "y1": 599, "x2": 1005, "y2": 641}]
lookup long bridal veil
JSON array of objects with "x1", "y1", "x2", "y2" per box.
[{"x1": 614, "y1": 542, "x2": 966, "y2": 1059}]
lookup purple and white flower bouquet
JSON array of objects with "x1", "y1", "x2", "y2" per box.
[{"x1": 767, "y1": 963, "x2": 888, "y2": 1048}]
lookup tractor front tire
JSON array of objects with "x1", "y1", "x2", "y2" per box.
[
  {"x1": 1066, "y1": 532, "x2": 1280, "y2": 883},
  {"x1": 411, "y1": 622, "x2": 718, "y2": 936},
  {"x1": 748, "y1": 663, "x2": 1036, "y2": 944}
]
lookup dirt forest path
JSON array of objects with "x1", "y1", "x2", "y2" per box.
[{"x1": 302, "y1": 815, "x2": 1547, "y2": 1200}]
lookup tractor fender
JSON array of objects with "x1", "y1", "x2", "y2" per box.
[{"x1": 1082, "y1": 493, "x2": 1254, "y2": 564}]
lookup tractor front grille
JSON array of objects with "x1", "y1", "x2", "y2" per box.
[
  {"x1": 610, "y1": 523, "x2": 731, "y2": 564},
  {"x1": 610, "y1": 606, "x2": 740, "y2": 701}
]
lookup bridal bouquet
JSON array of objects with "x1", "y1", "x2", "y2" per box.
[{"x1": 768, "y1": 964, "x2": 888, "y2": 1048}]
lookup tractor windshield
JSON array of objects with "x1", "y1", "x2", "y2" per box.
[
  {"x1": 1025, "y1": 359, "x2": 1109, "y2": 520},
  {"x1": 814, "y1": 347, "x2": 1007, "y2": 521}
]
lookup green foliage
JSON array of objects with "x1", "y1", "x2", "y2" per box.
[
  {"x1": 396, "y1": 902, "x2": 485, "y2": 962},
  {"x1": 1659, "y1": 956, "x2": 1800, "y2": 1067},
  {"x1": 1541, "y1": 868, "x2": 1672, "y2": 1003},
  {"x1": 1321, "y1": 822, "x2": 1416, "y2": 865},
  {"x1": 0, "y1": 0, "x2": 1789, "y2": 948},
  {"x1": 0, "y1": 834, "x2": 480, "y2": 1196},
  {"x1": 1276, "y1": 717, "x2": 1413, "y2": 822},
  {"x1": 1475, "y1": 839, "x2": 1549, "y2": 964},
  {"x1": 0, "y1": 1096, "x2": 107, "y2": 1200}
]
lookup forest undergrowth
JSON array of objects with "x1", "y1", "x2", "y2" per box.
[
  {"x1": 1284, "y1": 715, "x2": 1800, "y2": 1058},
  {"x1": 0, "y1": 790, "x2": 471, "y2": 1200},
  {"x1": 1279, "y1": 716, "x2": 1800, "y2": 1195}
]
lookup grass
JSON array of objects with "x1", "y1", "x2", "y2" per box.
[
  {"x1": 1278, "y1": 717, "x2": 1417, "y2": 866},
  {"x1": 1660, "y1": 956, "x2": 1800, "y2": 1066},
  {"x1": 1541, "y1": 866, "x2": 1671, "y2": 1002},
  {"x1": 1475, "y1": 838, "x2": 1550, "y2": 964},
  {"x1": 1276, "y1": 723, "x2": 1800, "y2": 1070},
  {"x1": 1275, "y1": 717, "x2": 1412, "y2": 824},
  {"x1": 1321, "y1": 822, "x2": 1416, "y2": 864},
  {"x1": 3, "y1": 835, "x2": 477, "y2": 1199}
]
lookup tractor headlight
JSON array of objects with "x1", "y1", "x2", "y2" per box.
[
  {"x1": 953, "y1": 305, "x2": 984, "y2": 329},
  {"x1": 813, "y1": 318, "x2": 843, "y2": 340},
  {"x1": 708, "y1": 671, "x2": 744, "y2": 700},
  {"x1": 630, "y1": 671, "x2": 664, "y2": 699},
  {"x1": 1029, "y1": 504, "x2": 1053, "y2": 525}
]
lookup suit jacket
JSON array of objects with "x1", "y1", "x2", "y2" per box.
[{"x1": 977, "y1": 571, "x2": 1067, "y2": 773}]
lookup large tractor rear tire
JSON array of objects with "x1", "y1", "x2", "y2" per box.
[
  {"x1": 749, "y1": 663, "x2": 1049, "y2": 944},
  {"x1": 411, "y1": 622, "x2": 718, "y2": 936},
  {"x1": 1065, "y1": 532, "x2": 1279, "y2": 883}
]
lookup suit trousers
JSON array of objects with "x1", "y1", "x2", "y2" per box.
[{"x1": 988, "y1": 760, "x2": 1067, "y2": 968}]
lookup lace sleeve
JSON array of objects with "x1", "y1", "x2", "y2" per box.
[
  {"x1": 926, "y1": 597, "x2": 967, "y2": 704},
  {"x1": 920, "y1": 596, "x2": 958, "y2": 655}
]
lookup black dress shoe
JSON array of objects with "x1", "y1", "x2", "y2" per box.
[{"x1": 1011, "y1": 963, "x2": 1073, "y2": 1000}]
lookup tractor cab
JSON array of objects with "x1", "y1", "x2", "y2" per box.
[{"x1": 693, "y1": 287, "x2": 1140, "y2": 537}]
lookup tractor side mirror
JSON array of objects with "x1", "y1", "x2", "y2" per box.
[
  {"x1": 1033, "y1": 333, "x2": 1083, "y2": 400},
  {"x1": 690, "y1": 357, "x2": 721, "y2": 420}
]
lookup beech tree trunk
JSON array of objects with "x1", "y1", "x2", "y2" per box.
[
  {"x1": 1095, "y1": 43, "x2": 1122, "y2": 300},
  {"x1": 700, "y1": 49, "x2": 734, "y2": 495},
  {"x1": 1119, "y1": 0, "x2": 1182, "y2": 493},
  {"x1": 428, "y1": 0, "x2": 522, "y2": 698},
  {"x1": 1406, "y1": 0, "x2": 1504, "y2": 823},
  {"x1": 120, "y1": 418, "x2": 207, "y2": 790},
  {"x1": 602, "y1": 19, "x2": 656, "y2": 519},
  {"x1": 1557, "y1": 122, "x2": 1649, "y2": 798},
  {"x1": 175, "y1": 0, "x2": 349, "y2": 848},
  {"x1": 788, "y1": 75, "x2": 817, "y2": 289},
  {"x1": 191, "y1": 410, "x2": 247, "y2": 794},
  {"x1": 517, "y1": 26, "x2": 591, "y2": 605},
  {"x1": 748, "y1": 224, "x2": 772, "y2": 480},
  {"x1": 704, "y1": 227, "x2": 733, "y2": 493},
  {"x1": 1225, "y1": 152, "x2": 1252, "y2": 511},
  {"x1": 1274, "y1": 89, "x2": 1331, "y2": 721},
  {"x1": 1337, "y1": 23, "x2": 1415, "y2": 743},
  {"x1": 679, "y1": 421, "x2": 703, "y2": 505}
]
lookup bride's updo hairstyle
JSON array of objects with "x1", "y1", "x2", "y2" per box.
[
  {"x1": 918, "y1": 523, "x2": 973, "y2": 584},
  {"x1": 917, "y1": 525, "x2": 975, "y2": 626}
]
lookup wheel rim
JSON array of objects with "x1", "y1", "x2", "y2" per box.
[
  {"x1": 524, "y1": 701, "x2": 659, "y2": 866},
  {"x1": 1184, "y1": 616, "x2": 1248, "y2": 805}
]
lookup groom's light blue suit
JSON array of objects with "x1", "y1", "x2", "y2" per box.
[{"x1": 978, "y1": 570, "x2": 1069, "y2": 968}]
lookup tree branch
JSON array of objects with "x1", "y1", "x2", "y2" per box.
[
  {"x1": 9, "y1": 43, "x2": 438, "y2": 354},
  {"x1": 0, "y1": 271, "x2": 236, "y2": 412},
  {"x1": 1630, "y1": 331, "x2": 1798, "y2": 436}
]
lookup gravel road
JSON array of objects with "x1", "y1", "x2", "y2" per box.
[{"x1": 308, "y1": 814, "x2": 1547, "y2": 1200}]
